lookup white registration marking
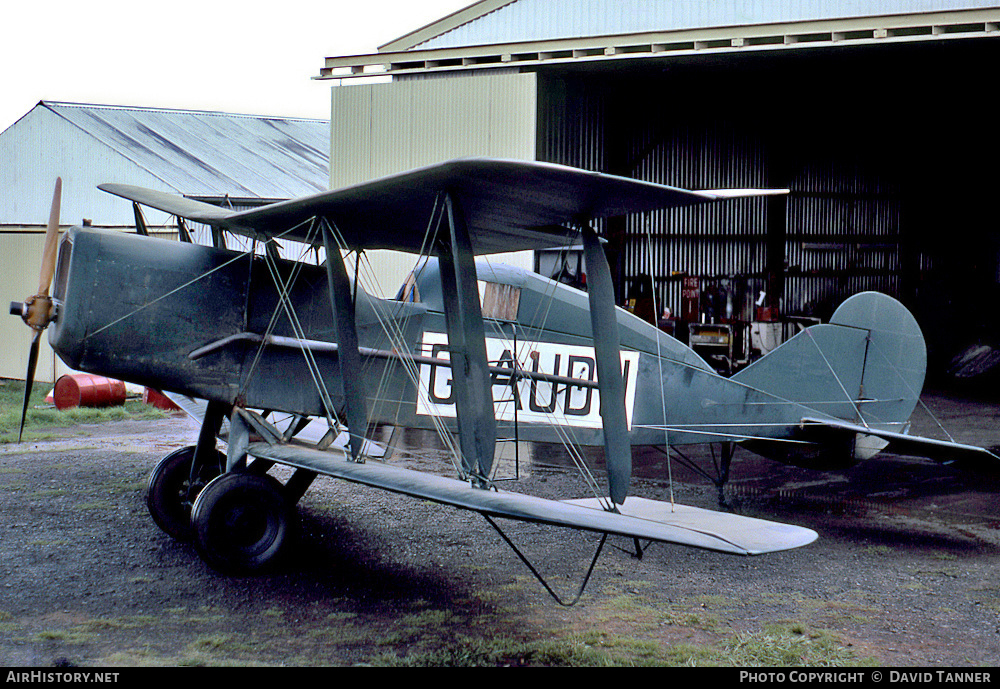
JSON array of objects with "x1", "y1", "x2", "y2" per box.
[{"x1": 416, "y1": 332, "x2": 639, "y2": 429}]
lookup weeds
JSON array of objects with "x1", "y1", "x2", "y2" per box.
[{"x1": 0, "y1": 378, "x2": 165, "y2": 443}]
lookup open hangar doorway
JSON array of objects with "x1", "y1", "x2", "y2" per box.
[{"x1": 533, "y1": 36, "x2": 999, "y2": 382}]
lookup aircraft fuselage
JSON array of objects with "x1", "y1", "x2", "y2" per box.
[{"x1": 49, "y1": 227, "x2": 851, "y2": 459}]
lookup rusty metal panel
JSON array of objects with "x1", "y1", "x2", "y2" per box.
[{"x1": 480, "y1": 281, "x2": 522, "y2": 321}]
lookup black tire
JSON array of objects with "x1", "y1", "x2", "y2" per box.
[
  {"x1": 191, "y1": 473, "x2": 295, "y2": 575},
  {"x1": 146, "y1": 445, "x2": 224, "y2": 542}
]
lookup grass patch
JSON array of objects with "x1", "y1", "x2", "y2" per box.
[
  {"x1": 367, "y1": 620, "x2": 866, "y2": 667},
  {"x1": 721, "y1": 624, "x2": 864, "y2": 666},
  {"x1": 185, "y1": 633, "x2": 255, "y2": 660},
  {"x1": 0, "y1": 610, "x2": 18, "y2": 633},
  {"x1": 931, "y1": 551, "x2": 958, "y2": 561},
  {"x1": 864, "y1": 545, "x2": 893, "y2": 557},
  {"x1": 30, "y1": 614, "x2": 160, "y2": 648},
  {"x1": 0, "y1": 378, "x2": 166, "y2": 443}
]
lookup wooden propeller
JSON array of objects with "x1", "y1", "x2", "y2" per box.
[{"x1": 13, "y1": 178, "x2": 62, "y2": 442}]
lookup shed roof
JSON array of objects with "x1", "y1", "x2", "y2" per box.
[
  {"x1": 37, "y1": 101, "x2": 330, "y2": 199},
  {"x1": 1, "y1": 101, "x2": 330, "y2": 226},
  {"x1": 395, "y1": 0, "x2": 1000, "y2": 50},
  {"x1": 320, "y1": 0, "x2": 1000, "y2": 79}
]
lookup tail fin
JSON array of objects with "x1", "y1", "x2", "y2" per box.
[{"x1": 732, "y1": 292, "x2": 926, "y2": 430}]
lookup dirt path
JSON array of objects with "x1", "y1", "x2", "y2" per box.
[{"x1": 1, "y1": 393, "x2": 999, "y2": 666}]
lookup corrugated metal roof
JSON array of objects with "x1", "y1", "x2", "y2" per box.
[
  {"x1": 322, "y1": 0, "x2": 1000, "y2": 79},
  {"x1": 41, "y1": 101, "x2": 329, "y2": 199},
  {"x1": 412, "y1": 0, "x2": 1000, "y2": 49}
]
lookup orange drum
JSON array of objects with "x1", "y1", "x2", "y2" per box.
[{"x1": 53, "y1": 374, "x2": 126, "y2": 410}]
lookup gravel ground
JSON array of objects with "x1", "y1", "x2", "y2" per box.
[{"x1": 1, "y1": 390, "x2": 999, "y2": 667}]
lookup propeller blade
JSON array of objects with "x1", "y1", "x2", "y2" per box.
[
  {"x1": 18, "y1": 331, "x2": 41, "y2": 443},
  {"x1": 37, "y1": 177, "x2": 62, "y2": 297}
]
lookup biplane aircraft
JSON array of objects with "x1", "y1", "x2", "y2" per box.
[{"x1": 11, "y1": 159, "x2": 998, "y2": 601}]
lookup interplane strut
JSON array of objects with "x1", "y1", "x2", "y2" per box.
[{"x1": 436, "y1": 193, "x2": 497, "y2": 484}]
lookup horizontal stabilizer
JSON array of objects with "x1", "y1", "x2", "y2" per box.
[
  {"x1": 800, "y1": 416, "x2": 1000, "y2": 469},
  {"x1": 565, "y1": 497, "x2": 817, "y2": 555},
  {"x1": 246, "y1": 442, "x2": 816, "y2": 555}
]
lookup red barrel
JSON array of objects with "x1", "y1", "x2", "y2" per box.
[{"x1": 53, "y1": 374, "x2": 127, "y2": 410}]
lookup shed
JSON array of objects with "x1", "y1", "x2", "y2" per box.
[
  {"x1": 319, "y1": 0, "x2": 1000, "y2": 376},
  {"x1": 1, "y1": 101, "x2": 329, "y2": 383}
]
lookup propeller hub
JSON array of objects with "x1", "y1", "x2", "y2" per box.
[{"x1": 19, "y1": 294, "x2": 55, "y2": 332}]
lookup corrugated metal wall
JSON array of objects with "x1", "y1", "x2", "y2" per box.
[
  {"x1": 538, "y1": 76, "x2": 772, "y2": 320},
  {"x1": 330, "y1": 72, "x2": 539, "y2": 187},
  {"x1": 785, "y1": 159, "x2": 902, "y2": 316},
  {"x1": 0, "y1": 108, "x2": 174, "y2": 227},
  {"x1": 536, "y1": 73, "x2": 904, "y2": 323},
  {"x1": 625, "y1": 117, "x2": 773, "y2": 322}
]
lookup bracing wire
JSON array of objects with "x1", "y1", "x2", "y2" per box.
[
  {"x1": 476, "y1": 245, "x2": 611, "y2": 507},
  {"x1": 254, "y1": 218, "x2": 342, "y2": 434},
  {"x1": 865, "y1": 338, "x2": 957, "y2": 442},
  {"x1": 329, "y1": 201, "x2": 468, "y2": 477},
  {"x1": 803, "y1": 327, "x2": 871, "y2": 428},
  {"x1": 83, "y1": 215, "x2": 317, "y2": 341}
]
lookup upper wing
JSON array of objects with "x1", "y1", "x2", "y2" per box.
[{"x1": 100, "y1": 158, "x2": 787, "y2": 255}]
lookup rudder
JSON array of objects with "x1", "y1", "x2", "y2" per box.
[{"x1": 732, "y1": 292, "x2": 926, "y2": 431}]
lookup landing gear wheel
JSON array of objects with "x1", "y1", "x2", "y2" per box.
[
  {"x1": 191, "y1": 473, "x2": 295, "y2": 575},
  {"x1": 146, "y1": 445, "x2": 224, "y2": 542}
]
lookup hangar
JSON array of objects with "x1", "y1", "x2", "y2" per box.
[
  {"x1": 319, "y1": 0, "x2": 1000, "y2": 379},
  {"x1": 0, "y1": 101, "x2": 330, "y2": 382}
]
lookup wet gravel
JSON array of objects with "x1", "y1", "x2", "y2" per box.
[{"x1": 1, "y1": 390, "x2": 999, "y2": 666}]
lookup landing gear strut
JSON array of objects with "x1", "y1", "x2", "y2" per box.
[
  {"x1": 146, "y1": 402, "x2": 318, "y2": 573},
  {"x1": 657, "y1": 441, "x2": 737, "y2": 508}
]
